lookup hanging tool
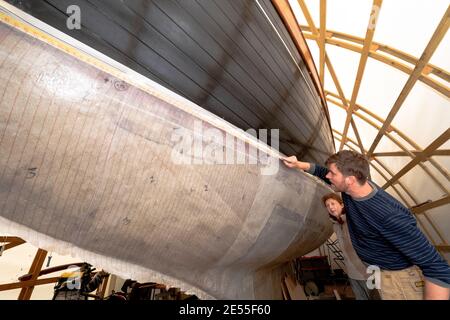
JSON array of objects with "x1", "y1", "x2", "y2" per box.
[{"x1": 46, "y1": 253, "x2": 53, "y2": 267}]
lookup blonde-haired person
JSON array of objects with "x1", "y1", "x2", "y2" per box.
[{"x1": 322, "y1": 193, "x2": 380, "y2": 300}]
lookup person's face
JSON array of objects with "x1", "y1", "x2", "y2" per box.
[
  {"x1": 324, "y1": 198, "x2": 344, "y2": 218},
  {"x1": 325, "y1": 163, "x2": 349, "y2": 192}
]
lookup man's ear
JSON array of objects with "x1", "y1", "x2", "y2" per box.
[{"x1": 346, "y1": 175, "x2": 356, "y2": 186}]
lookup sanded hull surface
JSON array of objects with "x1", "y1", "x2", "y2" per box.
[{"x1": 0, "y1": 21, "x2": 333, "y2": 299}]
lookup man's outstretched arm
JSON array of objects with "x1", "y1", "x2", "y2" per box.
[
  {"x1": 283, "y1": 156, "x2": 331, "y2": 185},
  {"x1": 282, "y1": 155, "x2": 311, "y2": 171}
]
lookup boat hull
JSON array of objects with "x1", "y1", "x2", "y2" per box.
[{"x1": 0, "y1": 19, "x2": 333, "y2": 299}]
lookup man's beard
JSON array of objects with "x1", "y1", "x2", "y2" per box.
[{"x1": 331, "y1": 183, "x2": 346, "y2": 193}]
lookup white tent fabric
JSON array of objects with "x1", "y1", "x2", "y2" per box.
[{"x1": 288, "y1": 0, "x2": 449, "y2": 260}]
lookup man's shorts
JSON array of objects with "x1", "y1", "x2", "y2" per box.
[{"x1": 380, "y1": 266, "x2": 424, "y2": 300}]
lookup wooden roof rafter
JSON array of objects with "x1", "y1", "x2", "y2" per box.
[
  {"x1": 319, "y1": 0, "x2": 326, "y2": 84},
  {"x1": 325, "y1": 57, "x2": 365, "y2": 154},
  {"x1": 300, "y1": 26, "x2": 450, "y2": 98},
  {"x1": 436, "y1": 245, "x2": 450, "y2": 253},
  {"x1": 296, "y1": 0, "x2": 365, "y2": 154},
  {"x1": 383, "y1": 128, "x2": 450, "y2": 189},
  {"x1": 339, "y1": 0, "x2": 383, "y2": 151},
  {"x1": 300, "y1": 25, "x2": 449, "y2": 80},
  {"x1": 372, "y1": 150, "x2": 450, "y2": 157},
  {"x1": 367, "y1": 5, "x2": 450, "y2": 157},
  {"x1": 326, "y1": 92, "x2": 450, "y2": 193},
  {"x1": 412, "y1": 195, "x2": 450, "y2": 215},
  {"x1": 325, "y1": 92, "x2": 450, "y2": 183}
]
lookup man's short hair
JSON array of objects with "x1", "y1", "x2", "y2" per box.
[{"x1": 325, "y1": 150, "x2": 370, "y2": 185}]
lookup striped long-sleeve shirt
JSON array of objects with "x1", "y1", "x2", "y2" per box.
[{"x1": 309, "y1": 164, "x2": 450, "y2": 287}]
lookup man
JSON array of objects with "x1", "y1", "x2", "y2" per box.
[
  {"x1": 322, "y1": 193, "x2": 381, "y2": 300},
  {"x1": 283, "y1": 150, "x2": 450, "y2": 300}
]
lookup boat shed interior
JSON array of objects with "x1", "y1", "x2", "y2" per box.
[{"x1": 0, "y1": 0, "x2": 449, "y2": 302}]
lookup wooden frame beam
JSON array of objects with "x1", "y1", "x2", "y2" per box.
[
  {"x1": 319, "y1": 0, "x2": 326, "y2": 84},
  {"x1": 0, "y1": 236, "x2": 23, "y2": 242},
  {"x1": 326, "y1": 59, "x2": 365, "y2": 153},
  {"x1": 0, "y1": 277, "x2": 60, "y2": 292},
  {"x1": 297, "y1": 0, "x2": 365, "y2": 154},
  {"x1": 0, "y1": 236, "x2": 26, "y2": 251},
  {"x1": 301, "y1": 27, "x2": 450, "y2": 97},
  {"x1": 411, "y1": 195, "x2": 450, "y2": 214},
  {"x1": 340, "y1": 0, "x2": 383, "y2": 151},
  {"x1": 436, "y1": 245, "x2": 450, "y2": 253},
  {"x1": 326, "y1": 92, "x2": 450, "y2": 194},
  {"x1": 367, "y1": 5, "x2": 450, "y2": 157},
  {"x1": 296, "y1": 0, "x2": 317, "y2": 35},
  {"x1": 383, "y1": 128, "x2": 450, "y2": 189},
  {"x1": 19, "y1": 262, "x2": 85, "y2": 281},
  {"x1": 300, "y1": 26, "x2": 450, "y2": 80},
  {"x1": 18, "y1": 248, "x2": 47, "y2": 300},
  {"x1": 372, "y1": 150, "x2": 450, "y2": 157}
]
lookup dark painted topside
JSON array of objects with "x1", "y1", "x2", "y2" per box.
[{"x1": 6, "y1": 0, "x2": 335, "y2": 164}]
